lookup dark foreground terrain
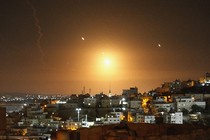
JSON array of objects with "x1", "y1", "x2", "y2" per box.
[{"x1": 53, "y1": 122, "x2": 210, "y2": 140}]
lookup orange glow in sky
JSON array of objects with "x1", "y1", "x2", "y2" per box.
[
  {"x1": 1, "y1": 1, "x2": 209, "y2": 94},
  {"x1": 94, "y1": 50, "x2": 120, "y2": 80}
]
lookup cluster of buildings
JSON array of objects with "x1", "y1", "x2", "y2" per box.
[
  {"x1": 0, "y1": 73, "x2": 209, "y2": 139},
  {"x1": 155, "y1": 72, "x2": 210, "y2": 94}
]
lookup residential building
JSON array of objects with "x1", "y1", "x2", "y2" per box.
[
  {"x1": 105, "y1": 112, "x2": 123, "y2": 124},
  {"x1": 182, "y1": 80, "x2": 195, "y2": 88},
  {"x1": 170, "y1": 79, "x2": 182, "y2": 93},
  {"x1": 200, "y1": 72, "x2": 210, "y2": 86},
  {"x1": 164, "y1": 112, "x2": 183, "y2": 124},
  {"x1": 111, "y1": 96, "x2": 121, "y2": 107},
  {"x1": 83, "y1": 97, "x2": 97, "y2": 107},
  {"x1": 156, "y1": 82, "x2": 170, "y2": 93},
  {"x1": 63, "y1": 102, "x2": 78, "y2": 109},
  {"x1": 136, "y1": 113, "x2": 155, "y2": 124},
  {"x1": 122, "y1": 87, "x2": 138, "y2": 100},
  {"x1": 153, "y1": 102, "x2": 174, "y2": 112},
  {"x1": 129, "y1": 100, "x2": 142, "y2": 109},
  {"x1": 101, "y1": 98, "x2": 111, "y2": 108},
  {"x1": 175, "y1": 96, "x2": 206, "y2": 111}
]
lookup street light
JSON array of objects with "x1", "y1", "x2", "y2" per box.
[{"x1": 76, "y1": 108, "x2": 81, "y2": 122}]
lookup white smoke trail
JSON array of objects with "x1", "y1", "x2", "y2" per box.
[{"x1": 26, "y1": 0, "x2": 45, "y2": 69}]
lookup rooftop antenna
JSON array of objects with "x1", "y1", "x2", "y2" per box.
[
  {"x1": 109, "y1": 81, "x2": 112, "y2": 97},
  {"x1": 83, "y1": 86, "x2": 86, "y2": 94}
]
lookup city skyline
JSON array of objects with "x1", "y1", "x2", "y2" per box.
[{"x1": 0, "y1": 0, "x2": 210, "y2": 94}]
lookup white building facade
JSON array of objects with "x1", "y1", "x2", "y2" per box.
[
  {"x1": 164, "y1": 112, "x2": 183, "y2": 124},
  {"x1": 136, "y1": 113, "x2": 155, "y2": 124},
  {"x1": 105, "y1": 112, "x2": 123, "y2": 124},
  {"x1": 153, "y1": 102, "x2": 174, "y2": 112},
  {"x1": 175, "y1": 96, "x2": 206, "y2": 111}
]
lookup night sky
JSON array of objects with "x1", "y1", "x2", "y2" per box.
[{"x1": 0, "y1": 0, "x2": 210, "y2": 94}]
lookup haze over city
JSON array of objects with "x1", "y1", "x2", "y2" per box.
[{"x1": 0, "y1": 0, "x2": 210, "y2": 94}]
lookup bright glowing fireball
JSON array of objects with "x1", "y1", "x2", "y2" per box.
[{"x1": 104, "y1": 58, "x2": 111, "y2": 66}]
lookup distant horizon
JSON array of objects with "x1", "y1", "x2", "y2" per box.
[{"x1": 0, "y1": 71, "x2": 208, "y2": 95}]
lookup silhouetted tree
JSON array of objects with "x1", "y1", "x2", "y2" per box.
[
  {"x1": 191, "y1": 104, "x2": 204, "y2": 113},
  {"x1": 181, "y1": 108, "x2": 189, "y2": 115}
]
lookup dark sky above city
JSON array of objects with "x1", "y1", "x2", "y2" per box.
[{"x1": 0, "y1": 0, "x2": 210, "y2": 94}]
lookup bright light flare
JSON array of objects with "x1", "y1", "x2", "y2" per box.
[
  {"x1": 104, "y1": 58, "x2": 111, "y2": 66},
  {"x1": 97, "y1": 52, "x2": 117, "y2": 77},
  {"x1": 90, "y1": 48, "x2": 123, "y2": 80},
  {"x1": 158, "y1": 44, "x2": 161, "y2": 47}
]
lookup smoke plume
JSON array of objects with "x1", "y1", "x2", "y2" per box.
[{"x1": 26, "y1": 0, "x2": 45, "y2": 69}]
